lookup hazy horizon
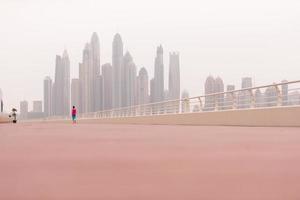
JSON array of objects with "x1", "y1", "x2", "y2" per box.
[{"x1": 1, "y1": 0, "x2": 300, "y2": 112}]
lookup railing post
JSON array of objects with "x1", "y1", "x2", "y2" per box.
[
  {"x1": 275, "y1": 85, "x2": 282, "y2": 106},
  {"x1": 249, "y1": 89, "x2": 255, "y2": 108},
  {"x1": 232, "y1": 92, "x2": 237, "y2": 109},
  {"x1": 214, "y1": 95, "x2": 218, "y2": 111},
  {"x1": 198, "y1": 97, "x2": 203, "y2": 112}
]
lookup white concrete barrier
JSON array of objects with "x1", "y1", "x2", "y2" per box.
[
  {"x1": 75, "y1": 106, "x2": 300, "y2": 127},
  {"x1": 0, "y1": 114, "x2": 11, "y2": 124}
]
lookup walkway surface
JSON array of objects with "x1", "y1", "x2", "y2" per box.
[{"x1": 0, "y1": 123, "x2": 300, "y2": 200}]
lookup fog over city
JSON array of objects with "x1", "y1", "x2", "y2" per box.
[{"x1": 1, "y1": 0, "x2": 300, "y2": 111}]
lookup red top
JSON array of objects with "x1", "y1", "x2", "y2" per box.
[{"x1": 72, "y1": 108, "x2": 77, "y2": 116}]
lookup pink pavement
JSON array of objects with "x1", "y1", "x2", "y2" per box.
[{"x1": 0, "y1": 123, "x2": 300, "y2": 200}]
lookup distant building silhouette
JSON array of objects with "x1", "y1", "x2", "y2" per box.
[
  {"x1": 204, "y1": 76, "x2": 215, "y2": 110},
  {"x1": 254, "y1": 89, "x2": 264, "y2": 107},
  {"x1": 150, "y1": 78, "x2": 155, "y2": 103},
  {"x1": 137, "y1": 67, "x2": 149, "y2": 105},
  {"x1": 154, "y1": 45, "x2": 164, "y2": 102},
  {"x1": 46, "y1": 33, "x2": 183, "y2": 116},
  {"x1": 122, "y1": 51, "x2": 137, "y2": 107},
  {"x1": 27, "y1": 101, "x2": 44, "y2": 119},
  {"x1": 289, "y1": 91, "x2": 300, "y2": 105},
  {"x1": 71, "y1": 79, "x2": 80, "y2": 112},
  {"x1": 215, "y1": 77, "x2": 224, "y2": 109},
  {"x1": 112, "y1": 33, "x2": 123, "y2": 109},
  {"x1": 52, "y1": 51, "x2": 70, "y2": 116},
  {"x1": 225, "y1": 84, "x2": 235, "y2": 109},
  {"x1": 95, "y1": 75, "x2": 104, "y2": 111},
  {"x1": 238, "y1": 77, "x2": 252, "y2": 108},
  {"x1": 204, "y1": 76, "x2": 224, "y2": 110},
  {"x1": 90, "y1": 32, "x2": 101, "y2": 112},
  {"x1": 241, "y1": 77, "x2": 252, "y2": 89},
  {"x1": 102, "y1": 63, "x2": 113, "y2": 110},
  {"x1": 44, "y1": 76, "x2": 52, "y2": 117},
  {"x1": 33, "y1": 101, "x2": 43, "y2": 113},
  {"x1": 80, "y1": 43, "x2": 93, "y2": 113},
  {"x1": 20, "y1": 100, "x2": 28, "y2": 119},
  {"x1": 281, "y1": 80, "x2": 288, "y2": 106},
  {"x1": 264, "y1": 85, "x2": 277, "y2": 107},
  {"x1": 168, "y1": 52, "x2": 180, "y2": 100},
  {"x1": 168, "y1": 52, "x2": 180, "y2": 113},
  {"x1": 181, "y1": 90, "x2": 190, "y2": 113}
]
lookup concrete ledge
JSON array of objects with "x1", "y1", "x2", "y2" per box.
[
  {"x1": 0, "y1": 114, "x2": 11, "y2": 124},
  {"x1": 74, "y1": 106, "x2": 300, "y2": 127}
]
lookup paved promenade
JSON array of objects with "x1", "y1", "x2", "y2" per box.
[{"x1": 0, "y1": 123, "x2": 300, "y2": 200}]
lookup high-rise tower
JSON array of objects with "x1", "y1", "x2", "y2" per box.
[
  {"x1": 154, "y1": 45, "x2": 164, "y2": 102},
  {"x1": 43, "y1": 76, "x2": 52, "y2": 117},
  {"x1": 79, "y1": 43, "x2": 93, "y2": 113},
  {"x1": 168, "y1": 52, "x2": 180, "y2": 100},
  {"x1": 122, "y1": 51, "x2": 137, "y2": 107},
  {"x1": 90, "y1": 32, "x2": 100, "y2": 111},
  {"x1": 71, "y1": 78, "x2": 80, "y2": 112},
  {"x1": 52, "y1": 51, "x2": 70, "y2": 116},
  {"x1": 137, "y1": 68, "x2": 149, "y2": 105},
  {"x1": 102, "y1": 63, "x2": 113, "y2": 110},
  {"x1": 112, "y1": 33, "x2": 123, "y2": 109}
]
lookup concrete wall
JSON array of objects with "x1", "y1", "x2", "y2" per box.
[
  {"x1": 0, "y1": 114, "x2": 11, "y2": 124},
  {"x1": 74, "y1": 106, "x2": 300, "y2": 127}
]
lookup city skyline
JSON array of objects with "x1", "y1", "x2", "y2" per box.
[
  {"x1": 1, "y1": 0, "x2": 300, "y2": 111},
  {"x1": 40, "y1": 33, "x2": 180, "y2": 117}
]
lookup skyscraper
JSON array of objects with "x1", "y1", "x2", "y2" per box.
[
  {"x1": 225, "y1": 85, "x2": 235, "y2": 109},
  {"x1": 62, "y1": 50, "x2": 70, "y2": 115},
  {"x1": 265, "y1": 85, "x2": 278, "y2": 107},
  {"x1": 181, "y1": 90, "x2": 190, "y2": 113},
  {"x1": 123, "y1": 52, "x2": 137, "y2": 107},
  {"x1": 154, "y1": 45, "x2": 164, "y2": 102},
  {"x1": 241, "y1": 77, "x2": 252, "y2": 89},
  {"x1": 137, "y1": 67, "x2": 149, "y2": 105},
  {"x1": 71, "y1": 78, "x2": 80, "y2": 112},
  {"x1": 33, "y1": 101, "x2": 43, "y2": 113},
  {"x1": 238, "y1": 77, "x2": 253, "y2": 108},
  {"x1": 204, "y1": 76, "x2": 224, "y2": 110},
  {"x1": 79, "y1": 43, "x2": 92, "y2": 113},
  {"x1": 95, "y1": 75, "x2": 104, "y2": 111},
  {"x1": 204, "y1": 75, "x2": 215, "y2": 110},
  {"x1": 52, "y1": 55, "x2": 62, "y2": 115},
  {"x1": 227, "y1": 85, "x2": 235, "y2": 92},
  {"x1": 168, "y1": 52, "x2": 180, "y2": 113},
  {"x1": 90, "y1": 32, "x2": 100, "y2": 111},
  {"x1": 20, "y1": 100, "x2": 28, "y2": 119},
  {"x1": 102, "y1": 63, "x2": 113, "y2": 110},
  {"x1": 168, "y1": 52, "x2": 180, "y2": 100},
  {"x1": 52, "y1": 51, "x2": 70, "y2": 116},
  {"x1": 215, "y1": 77, "x2": 224, "y2": 109},
  {"x1": 44, "y1": 76, "x2": 52, "y2": 117},
  {"x1": 150, "y1": 78, "x2": 155, "y2": 103},
  {"x1": 112, "y1": 33, "x2": 123, "y2": 109},
  {"x1": 255, "y1": 89, "x2": 264, "y2": 107},
  {"x1": 122, "y1": 51, "x2": 133, "y2": 107}
]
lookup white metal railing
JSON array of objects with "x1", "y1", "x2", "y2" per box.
[{"x1": 46, "y1": 80, "x2": 300, "y2": 121}]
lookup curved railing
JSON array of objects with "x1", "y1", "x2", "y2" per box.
[{"x1": 46, "y1": 80, "x2": 300, "y2": 121}]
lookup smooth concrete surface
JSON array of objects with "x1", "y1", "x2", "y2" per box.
[
  {"x1": 1, "y1": 123, "x2": 300, "y2": 199},
  {"x1": 0, "y1": 114, "x2": 10, "y2": 123},
  {"x1": 74, "y1": 106, "x2": 300, "y2": 127}
]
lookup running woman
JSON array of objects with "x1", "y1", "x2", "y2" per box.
[{"x1": 71, "y1": 106, "x2": 77, "y2": 124}]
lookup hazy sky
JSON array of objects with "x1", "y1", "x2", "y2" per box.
[{"x1": 0, "y1": 0, "x2": 300, "y2": 111}]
